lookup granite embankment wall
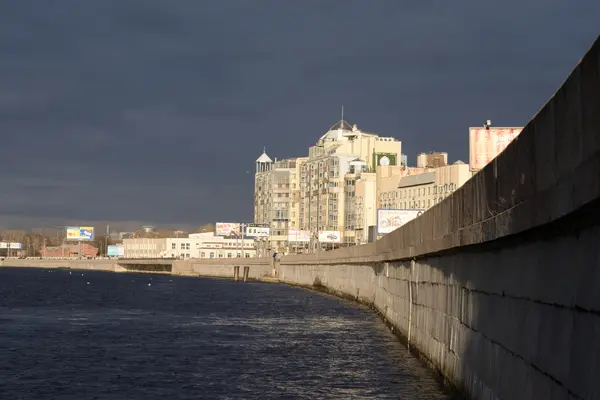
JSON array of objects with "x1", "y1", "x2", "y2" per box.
[
  {"x1": 0, "y1": 258, "x2": 121, "y2": 272},
  {"x1": 171, "y1": 257, "x2": 273, "y2": 279},
  {"x1": 0, "y1": 257, "x2": 273, "y2": 279},
  {"x1": 279, "y1": 37, "x2": 600, "y2": 400}
]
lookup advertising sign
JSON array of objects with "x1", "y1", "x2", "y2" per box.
[
  {"x1": 215, "y1": 222, "x2": 241, "y2": 237},
  {"x1": 469, "y1": 127, "x2": 523, "y2": 171},
  {"x1": 66, "y1": 226, "x2": 94, "y2": 241},
  {"x1": 318, "y1": 230, "x2": 341, "y2": 243},
  {"x1": 372, "y1": 152, "x2": 397, "y2": 170},
  {"x1": 245, "y1": 224, "x2": 270, "y2": 238},
  {"x1": 107, "y1": 245, "x2": 124, "y2": 257},
  {"x1": 377, "y1": 209, "x2": 424, "y2": 236},
  {"x1": 0, "y1": 242, "x2": 22, "y2": 249},
  {"x1": 287, "y1": 229, "x2": 311, "y2": 242}
]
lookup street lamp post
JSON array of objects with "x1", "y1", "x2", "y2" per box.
[{"x1": 240, "y1": 223, "x2": 247, "y2": 258}]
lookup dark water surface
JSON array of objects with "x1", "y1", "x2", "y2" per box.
[{"x1": 0, "y1": 267, "x2": 454, "y2": 399}]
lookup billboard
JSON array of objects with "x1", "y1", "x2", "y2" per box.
[
  {"x1": 107, "y1": 245, "x2": 124, "y2": 257},
  {"x1": 0, "y1": 242, "x2": 22, "y2": 249},
  {"x1": 288, "y1": 229, "x2": 311, "y2": 243},
  {"x1": 469, "y1": 127, "x2": 523, "y2": 171},
  {"x1": 245, "y1": 224, "x2": 270, "y2": 238},
  {"x1": 318, "y1": 230, "x2": 341, "y2": 243},
  {"x1": 215, "y1": 222, "x2": 241, "y2": 237},
  {"x1": 372, "y1": 152, "x2": 397, "y2": 170},
  {"x1": 66, "y1": 226, "x2": 94, "y2": 241},
  {"x1": 377, "y1": 209, "x2": 425, "y2": 236}
]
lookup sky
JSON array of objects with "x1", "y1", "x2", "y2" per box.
[{"x1": 0, "y1": 1, "x2": 598, "y2": 231}]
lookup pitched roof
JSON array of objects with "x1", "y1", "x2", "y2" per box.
[
  {"x1": 256, "y1": 151, "x2": 273, "y2": 163},
  {"x1": 328, "y1": 120, "x2": 353, "y2": 131}
]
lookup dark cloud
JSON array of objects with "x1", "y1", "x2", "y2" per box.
[{"x1": 0, "y1": 0, "x2": 598, "y2": 229}]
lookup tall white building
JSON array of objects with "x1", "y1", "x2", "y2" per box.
[
  {"x1": 253, "y1": 153, "x2": 306, "y2": 253},
  {"x1": 299, "y1": 120, "x2": 402, "y2": 248}
]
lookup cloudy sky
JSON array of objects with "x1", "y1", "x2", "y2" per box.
[{"x1": 0, "y1": 1, "x2": 598, "y2": 230}]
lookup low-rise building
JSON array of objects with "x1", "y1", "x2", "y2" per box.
[
  {"x1": 122, "y1": 233, "x2": 256, "y2": 259},
  {"x1": 122, "y1": 238, "x2": 167, "y2": 258},
  {"x1": 40, "y1": 243, "x2": 98, "y2": 258}
]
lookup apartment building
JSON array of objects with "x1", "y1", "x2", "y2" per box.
[
  {"x1": 298, "y1": 120, "x2": 402, "y2": 248},
  {"x1": 378, "y1": 161, "x2": 471, "y2": 210},
  {"x1": 253, "y1": 150, "x2": 306, "y2": 253}
]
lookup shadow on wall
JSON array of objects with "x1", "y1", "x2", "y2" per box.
[
  {"x1": 281, "y1": 35, "x2": 600, "y2": 400},
  {"x1": 401, "y1": 199, "x2": 600, "y2": 400}
]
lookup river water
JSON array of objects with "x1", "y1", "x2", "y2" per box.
[{"x1": 0, "y1": 267, "x2": 456, "y2": 399}]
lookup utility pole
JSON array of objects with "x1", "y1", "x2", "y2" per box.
[{"x1": 106, "y1": 224, "x2": 110, "y2": 257}]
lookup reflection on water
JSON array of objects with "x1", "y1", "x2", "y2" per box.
[{"x1": 0, "y1": 267, "x2": 455, "y2": 399}]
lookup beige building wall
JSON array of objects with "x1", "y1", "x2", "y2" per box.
[
  {"x1": 353, "y1": 172, "x2": 376, "y2": 244},
  {"x1": 417, "y1": 151, "x2": 448, "y2": 168},
  {"x1": 378, "y1": 161, "x2": 471, "y2": 210},
  {"x1": 122, "y1": 238, "x2": 167, "y2": 258}
]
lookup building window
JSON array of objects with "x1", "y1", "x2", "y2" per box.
[
  {"x1": 186, "y1": 253, "x2": 190, "y2": 258},
  {"x1": 227, "y1": 253, "x2": 232, "y2": 258},
  {"x1": 201, "y1": 252, "x2": 205, "y2": 258},
  {"x1": 186, "y1": 243, "x2": 190, "y2": 250},
  {"x1": 180, "y1": 243, "x2": 185, "y2": 250},
  {"x1": 172, "y1": 243, "x2": 176, "y2": 249},
  {"x1": 210, "y1": 252, "x2": 215, "y2": 258}
]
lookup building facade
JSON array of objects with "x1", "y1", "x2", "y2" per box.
[
  {"x1": 298, "y1": 120, "x2": 402, "y2": 249},
  {"x1": 378, "y1": 161, "x2": 471, "y2": 210},
  {"x1": 417, "y1": 151, "x2": 448, "y2": 168},
  {"x1": 253, "y1": 150, "x2": 306, "y2": 253},
  {"x1": 39, "y1": 243, "x2": 99, "y2": 258},
  {"x1": 122, "y1": 233, "x2": 256, "y2": 259}
]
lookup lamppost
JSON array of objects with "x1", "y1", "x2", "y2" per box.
[{"x1": 239, "y1": 223, "x2": 247, "y2": 258}]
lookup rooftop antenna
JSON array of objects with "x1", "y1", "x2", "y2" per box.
[{"x1": 341, "y1": 105, "x2": 344, "y2": 122}]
